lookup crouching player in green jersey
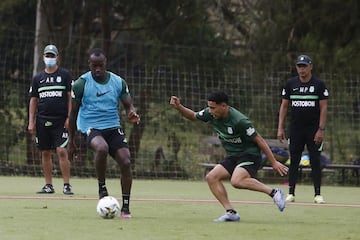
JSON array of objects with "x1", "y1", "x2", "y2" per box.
[{"x1": 170, "y1": 91, "x2": 288, "y2": 222}]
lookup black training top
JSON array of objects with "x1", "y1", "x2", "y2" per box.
[
  {"x1": 281, "y1": 76, "x2": 329, "y2": 128},
  {"x1": 29, "y1": 67, "x2": 72, "y2": 119}
]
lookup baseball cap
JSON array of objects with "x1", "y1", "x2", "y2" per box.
[
  {"x1": 296, "y1": 55, "x2": 312, "y2": 65},
  {"x1": 43, "y1": 44, "x2": 58, "y2": 55}
]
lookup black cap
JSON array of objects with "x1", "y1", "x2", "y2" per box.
[{"x1": 296, "y1": 55, "x2": 312, "y2": 65}]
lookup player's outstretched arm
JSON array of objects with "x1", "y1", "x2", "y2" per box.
[
  {"x1": 253, "y1": 135, "x2": 288, "y2": 176},
  {"x1": 122, "y1": 97, "x2": 140, "y2": 124},
  {"x1": 169, "y1": 96, "x2": 197, "y2": 121}
]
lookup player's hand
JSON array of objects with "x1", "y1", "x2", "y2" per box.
[
  {"x1": 277, "y1": 128, "x2": 285, "y2": 143},
  {"x1": 314, "y1": 129, "x2": 324, "y2": 145},
  {"x1": 64, "y1": 117, "x2": 69, "y2": 130},
  {"x1": 68, "y1": 140, "x2": 77, "y2": 161},
  {"x1": 170, "y1": 96, "x2": 181, "y2": 109},
  {"x1": 128, "y1": 111, "x2": 140, "y2": 124},
  {"x1": 28, "y1": 123, "x2": 36, "y2": 136},
  {"x1": 271, "y1": 160, "x2": 288, "y2": 176}
]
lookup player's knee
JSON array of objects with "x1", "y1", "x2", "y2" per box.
[
  {"x1": 122, "y1": 159, "x2": 131, "y2": 169},
  {"x1": 205, "y1": 172, "x2": 212, "y2": 183},
  {"x1": 230, "y1": 178, "x2": 246, "y2": 189},
  {"x1": 205, "y1": 171, "x2": 219, "y2": 184},
  {"x1": 95, "y1": 145, "x2": 109, "y2": 157},
  {"x1": 56, "y1": 148, "x2": 68, "y2": 159},
  {"x1": 119, "y1": 160, "x2": 132, "y2": 177},
  {"x1": 116, "y1": 156, "x2": 131, "y2": 169}
]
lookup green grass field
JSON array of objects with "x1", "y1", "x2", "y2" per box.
[{"x1": 0, "y1": 176, "x2": 359, "y2": 240}]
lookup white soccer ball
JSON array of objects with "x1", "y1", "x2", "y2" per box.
[{"x1": 96, "y1": 196, "x2": 121, "y2": 219}]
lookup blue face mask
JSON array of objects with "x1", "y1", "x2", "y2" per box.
[{"x1": 44, "y1": 57, "x2": 57, "y2": 67}]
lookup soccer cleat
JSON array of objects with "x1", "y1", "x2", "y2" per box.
[
  {"x1": 273, "y1": 188, "x2": 286, "y2": 212},
  {"x1": 36, "y1": 184, "x2": 55, "y2": 194},
  {"x1": 98, "y1": 185, "x2": 109, "y2": 199},
  {"x1": 120, "y1": 208, "x2": 132, "y2": 219},
  {"x1": 63, "y1": 184, "x2": 74, "y2": 195},
  {"x1": 314, "y1": 195, "x2": 325, "y2": 204},
  {"x1": 213, "y1": 212, "x2": 240, "y2": 222},
  {"x1": 286, "y1": 194, "x2": 295, "y2": 202}
]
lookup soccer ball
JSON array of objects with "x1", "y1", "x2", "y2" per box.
[{"x1": 96, "y1": 196, "x2": 121, "y2": 219}]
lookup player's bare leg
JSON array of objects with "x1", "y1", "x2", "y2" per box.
[
  {"x1": 57, "y1": 146, "x2": 74, "y2": 194},
  {"x1": 206, "y1": 165, "x2": 233, "y2": 210},
  {"x1": 230, "y1": 167, "x2": 272, "y2": 193},
  {"x1": 36, "y1": 150, "x2": 55, "y2": 194},
  {"x1": 115, "y1": 148, "x2": 132, "y2": 219},
  {"x1": 206, "y1": 165, "x2": 240, "y2": 222},
  {"x1": 41, "y1": 150, "x2": 53, "y2": 185},
  {"x1": 57, "y1": 147, "x2": 71, "y2": 183}
]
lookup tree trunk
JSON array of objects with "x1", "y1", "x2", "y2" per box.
[
  {"x1": 128, "y1": 89, "x2": 148, "y2": 170},
  {"x1": 27, "y1": 0, "x2": 49, "y2": 165}
]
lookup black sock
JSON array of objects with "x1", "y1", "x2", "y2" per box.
[
  {"x1": 269, "y1": 189, "x2": 276, "y2": 198},
  {"x1": 98, "y1": 180, "x2": 106, "y2": 188},
  {"x1": 289, "y1": 185, "x2": 295, "y2": 195},
  {"x1": 314, "y1": 187, "x2": 320, "y2": 196},
  {"x1": 226, "y1": 209, "x2": 237, "y2": 214},
  {"x1": 122, "y1": 194, "x2": 130, "y2": 209}
]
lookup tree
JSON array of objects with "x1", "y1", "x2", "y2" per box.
[{"x1": 1, "y1": 0, "x2": 360, "y2": 168}]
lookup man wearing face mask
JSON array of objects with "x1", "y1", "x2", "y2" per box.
[{"x1": 28, "y1": 44, "x2": 74, "y2": 195}]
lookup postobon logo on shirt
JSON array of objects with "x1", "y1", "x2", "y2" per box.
[
  {"x1": 291, "y1": 100, "x2": 315, "y2": 107},
  {"x1": 223, "y1": 137, "x2": 242, "y2": 144},
  {"x1": 39, "y1": 91, "x2": 63, "y2": 98}
]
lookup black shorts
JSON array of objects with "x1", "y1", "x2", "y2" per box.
[
  {"x1": 85, "y1": 128, "x2": 129, "y2": 158},
  {"x1": 36, "y1": 117, "x2": 68, "y2": 150},
  {"x1": 220, "y1": 154, "x2": 262, "y2": 178},
  {"x1": 289, "y1": 126, "x2": 322, "y2": 153}
]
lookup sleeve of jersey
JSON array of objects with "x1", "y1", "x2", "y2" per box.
[
  {"x1": 65, "y1": 70, "x2": 73, "y2": 91},
  {"x1": 239, "y1": 118, "x2": 258, "y2": 139},
  {"x1": 319, "y1": 81, "x2": 329, "y2": 100},
  {"x1": 119, "y1": 79, "x2": 131, "y2": 100},
  {"x1": 195, "y1": 108, "x2": 211, "y2": 122},
  {"x1": 29, "y1": 75, "x2": 39, "y2": 98},
  {"x1": 72, "y1": 78, "x2": 86, "y2": 104},
  {"x1": 281, "y1": 80, "x2": 291, "y2": 100}
]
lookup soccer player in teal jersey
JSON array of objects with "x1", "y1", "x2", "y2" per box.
[
  {"x1": 69, "y1": 48, "x2": 140, "y2": 219},
  {"x1": 170, "y1": 91, "x2": 288, "y2": 222}
]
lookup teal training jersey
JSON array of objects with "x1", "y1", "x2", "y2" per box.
[
  {"x1": 72, "y1": 71, "x2": 130, "y2": 133},
  {"x1": 196, "y1": 107, "x2": 260, "y2": 157}
]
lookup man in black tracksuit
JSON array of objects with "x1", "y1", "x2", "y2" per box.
[{"x1": 277, "y1": 55, "x2": 329, "y2": 204}]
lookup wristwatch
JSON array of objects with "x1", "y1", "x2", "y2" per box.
[{"x1": 319, "y1": 126, "x2": 325, "y2": 131}]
